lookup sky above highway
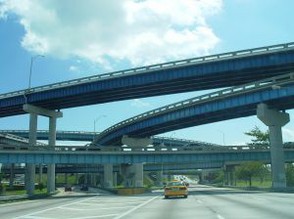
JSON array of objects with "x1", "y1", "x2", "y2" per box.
[{"x1": 0, "y1": 0, "x2": 294, "y2": 145}]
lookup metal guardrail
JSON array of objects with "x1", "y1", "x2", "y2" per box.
[
  {"x1": 1, "y1": 42, "x2": 293, "y2": 100},
  {"x1": 0, "y1": 130, "x2": 97, "y2": 135},
  {"x1": 95, "y1": 72, "x2": 294, "y2": 142},
  {"x1": 152, "y1": 136, "x2": 220, "y2": 147},
  {"x1": 1, "y1": 143, "x2": 294, "y2": 153},
  {"x1": 0, "y1": 130, "x2": 219, "y2": 147},
  {"x1": 0, "y1": 133, "x2": 46, "y2": 146}
]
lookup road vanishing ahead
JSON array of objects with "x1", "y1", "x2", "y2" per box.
[{"x1": 1, "y1": 185, "x2": 294, "y2": 219}]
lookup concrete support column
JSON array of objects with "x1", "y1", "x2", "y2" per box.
[
  {"x1": 38, "y1": 164, "x2": 43, "y2": 184},
  {"x1": 9, "y1": 164, "x2": 15, "y2": 188},
  {"x1": 224, "y1": 165, "x2": 235, "y2": 186},
  {"x1": 156, "y1": 171, "x2": 163, "y2": 187},
  {"x1": 257, "y1": 103, "x2": 290, "y2": 189},
  {"x1": 23, "y1": 104, "x2": 62, "y2": 195},
  {"x1": 113, "y1": 172, "x2": 117, "y2": 187},
  {"x1": 133, "y1": 163, "x2": 144, "y2": 187},
  {"x1": 120, "y1": 163, "x2": 144, "y2": 188},
  {"x1": 103, "y1": 164, "x2": 113, "y2": 188},
  {"x1": 47, "y1": 116, "x2": 57, "y2": 194},
  {"x1": 25, "y1": 112, "x2": 37, "y2": 196}
]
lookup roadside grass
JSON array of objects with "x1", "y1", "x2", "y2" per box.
[
  {"x1": 1, "y1": 173, "x2": 77, "y2": 196},
  {"x1": 235, "y1": 177, "x2": 272, "y2": 188}
]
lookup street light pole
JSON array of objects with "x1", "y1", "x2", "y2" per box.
[
  {"x1": 28, "y1": 55, "x2": 44, "y2": 89},
  {"x1": 218, "y1": 130, "x2": 226, "y2": 146},
  {"x1": 93, "y1": 115, "x2": 106, "y2": 141}
]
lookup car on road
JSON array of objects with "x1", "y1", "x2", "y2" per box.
[
  {"x1": 164, "y1": 180, "x2": 188, "y2": 199},
  {"x1": 80, "y1": 184, "x2": 89, "y2": 191},
  {"x1": 64, "y1": 185, "x2": 72, "y2": 192}
]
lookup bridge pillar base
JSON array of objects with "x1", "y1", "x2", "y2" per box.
[{"x1": 257, "y1": 103, "x2": 289, "y2": 189}]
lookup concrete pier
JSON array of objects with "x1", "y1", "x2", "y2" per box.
[
  {"x1": 257, "y1": 103, "x2": 289, "y2": 189},
  {"x1": 103, "y1": 164, "x2": 113, "y2": 188},
  {"x1": 23, "y1": 104, "x2": 62, "y2": 195}
]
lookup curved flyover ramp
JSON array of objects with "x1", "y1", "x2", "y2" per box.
[{"x1": 95, "y1": 73, "x2": 294, "y2": 145}]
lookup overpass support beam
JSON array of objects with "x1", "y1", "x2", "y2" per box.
[
  {"x1": 23, "y1": 104, "x2": 62, "y2": 195},
  {"x1": 257, "y1": 103, "x2": 289, "y2": 189},
  {"x1": 121, "y1": 135, "x2": 152, "y2": 148},
  {"x1": 103, "y1": 164, "x2": 113, "y2": 188}
]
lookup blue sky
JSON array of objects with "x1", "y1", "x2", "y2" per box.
[{"x1": 0, "y1": 0, "x2": 294, "y2": 145}]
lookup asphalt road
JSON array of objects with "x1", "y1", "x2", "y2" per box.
[{"x1": 1, "y1": 185, "x2": 294, "y2": 219}]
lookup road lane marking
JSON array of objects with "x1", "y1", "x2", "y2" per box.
[
  {"x1": 16, "y1": 216, "x2": 54, "y2": 219},
  {"x1": 113, "y1": 196, "x2": 159, "y2": 219},
  {"x1": 58, "y1": 206, "x2": 131, "y2": 211},
  {"x1": 14, "y1": 196, "x2": 97, "y2": 219},
  {"x1": 72, "y1": 214, "x2": 118, "y2": 219},
  {"x1": 217, "y1": 214, "x2": 225, "y2": 219}
]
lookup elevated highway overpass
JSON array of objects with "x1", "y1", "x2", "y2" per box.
[
  {"x1": 0, "y1": 130, "x2": 219, "y2": 148},
  {"x1": 1, "y1": 42, "x2": 294, "y2": 193},
  {"x1": 1, "y1": 143, "x2": 294, "y2": 165},
  {"x1": 1, "y1": 42, "x2": 294, "y2": 117},
  {"x1": 95, "y1": 73, "x2": 294, "y2": 145}
]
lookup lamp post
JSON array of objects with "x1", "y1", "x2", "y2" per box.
[
  {"x1": 169, "y1": 132, "x2": 176, "y2": 147},
  {"x1": 28, "y1": 55, "x2": 44, "y2": 89},
  {"x1": 93, "y1": 115, "x2": 106, "y2": 141},
  {"x1": 218, "y1": 130, "x2": 226, "y2": 146}
]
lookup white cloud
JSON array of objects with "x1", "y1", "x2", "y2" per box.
[
  {"x1": 1, "y1": 0, "x2": 222, "y2": 68},
  {"x1": 283, "y1": 128, "x2": 294, "y2": 142},
  {"x1": 69, "y1": 65, "x2": 79, "y2": 73},
  {"x1": 131, "y1": 99, "x2": 151, "y2": 108}
]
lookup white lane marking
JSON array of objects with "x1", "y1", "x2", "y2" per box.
[
  {"x1": 71, "y1": 214, "x2": 118, "y2": 219},
  {"x1": 16, "y1": 216, "x2": 54, "y2": 219},
  {"x1": 14, "y1": 196, "x2": 97, "y2": 219},
  {"x1": 217, "y1": 214, "x2": 225, "y2": 219},
  {"x1": 58, "y1": 206, "x2": 131, "y2": 211},
  {"x1": 113, "y1": 196, "x2": 159, "y2": 219}
]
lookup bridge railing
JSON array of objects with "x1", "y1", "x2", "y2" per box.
[
  {"x1": 96, "y1": 72, "x2": 294, "y2": 142},
  {"x1": 2, "y1": 143, "x2": 294, "y2": 153},
  {"x1": 0, "y1": 130, "x2": 220, "y2": 147},
  {"x1": 0, "y1": 133, "x2": 46, "y2": 146},
  {"x1": 1, "y1": 42, "x2": 293, "y2": 100}
]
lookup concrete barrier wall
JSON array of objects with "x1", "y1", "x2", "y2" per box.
[{"x1": 116, "y1": 188, "x2": 145, "y2": 195}]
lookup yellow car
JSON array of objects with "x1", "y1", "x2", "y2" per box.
[{"x1": 164, "y1": 180, "x2": 188, "y2": 199}]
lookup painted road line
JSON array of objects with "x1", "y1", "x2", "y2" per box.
[{"x1": 113, "y1": 196, "x2": 159, "y2": 219}]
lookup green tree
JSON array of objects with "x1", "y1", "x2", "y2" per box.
[
  {"x1": 235, "y1": 161, "x2": 268, "y2": 187},
  {"x1": 245, "y1": 126, "x2": 269, "y2": 145},
  {"x1": 286, "y1": 163, "x2": 294, "y2": 187}
]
